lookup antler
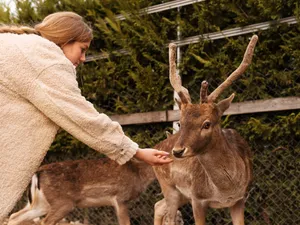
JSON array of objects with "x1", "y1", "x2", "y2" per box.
[
  {"x1": 200, "y1": 80, "x2": 209, "y2": 104},
  {"x1": 207, "y1": 35, "x2": 258, "y2": 102},
  {"x1": 169, "y1": 43, "x2": 191, "y2": 104}
]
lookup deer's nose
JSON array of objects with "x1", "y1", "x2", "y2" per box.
[{"x1": 172, "y1": 148, "x2": 186, "y2": 158}]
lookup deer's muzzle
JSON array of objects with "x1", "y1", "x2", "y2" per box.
[{"x1": 172, "y1": 148, "x2": 187, "y2": 158}]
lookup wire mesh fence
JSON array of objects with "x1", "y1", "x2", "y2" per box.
[
  {"x1": 7, "y1": 44, "x2": 300, "y2": 224},
  {"x1": 6, "y1": 16, "x2": 300, "y2": 225},
  {"x1": 9, "y1": 112, "x2": 299, "y2": 225},
  {"x1": 70, "y1": 119, "x2": 299, "y2": 225}
]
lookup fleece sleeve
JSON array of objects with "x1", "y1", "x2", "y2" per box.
[{"x1": 25, "y1": 63, "x2": 138, "y2": 165}]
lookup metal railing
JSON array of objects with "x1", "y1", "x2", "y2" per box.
[
  {"x1": 85, "y1": 16, "x2": 298, "y2": 62},
  {"x1": 115, "y1": 0, "x2": 206, "y2": 20}
]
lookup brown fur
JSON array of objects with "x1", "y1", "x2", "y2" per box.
[
  {"x1": 153, "y1": 102, "x2": 253, "y2": 225},
  {"x1": 153, "y1": 36, "x2": 257, "y2": 225},
  {"x1": 8, "y1": 158, "x2": 155, "y2": 225},
  {"x1": 37, "y1": 158, "x2": 155, "y2": 204}
]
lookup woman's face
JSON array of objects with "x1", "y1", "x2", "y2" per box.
[{"x1": 62, "y1": 41, "x2": 91, "y2": 68}]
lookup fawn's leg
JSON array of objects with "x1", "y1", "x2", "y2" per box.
[
  {"x1": 191, "y1": 199, "x2": 207, "y2": 225},
  {"x1": 114, "y1": 201, "x2": 131, "y2": 225},
  {"x1": 154, "y1": 198, "x2": 168, "y2": 225},
  {"x1": 8, "y1": 206, "x2": 47, "y2": 225},
  {"x1": 41, "y1": 202, "x2": 74, "y2": 225},
  {"x1": 230, "y1": 199, "x2": 245, "y2": 225}
]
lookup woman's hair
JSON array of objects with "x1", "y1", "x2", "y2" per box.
[{"x1": 0, "y1": 11, "x2": 93, "y2": 46}]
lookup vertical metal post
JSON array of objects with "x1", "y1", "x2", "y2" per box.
[{"x1": 172, "y1": 6, "x2": 181, "y2": 133}]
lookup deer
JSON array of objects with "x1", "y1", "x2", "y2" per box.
[
  {"x1": 7, "y1": 157, "x2": 157, "y2": 225},
  {"x1": 153, "y1": 35, "x2": 258, "y2": 225}
]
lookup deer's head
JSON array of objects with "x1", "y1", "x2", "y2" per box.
[{"x1": 169, "y1": 35, "x2": 258, "y2": 158}]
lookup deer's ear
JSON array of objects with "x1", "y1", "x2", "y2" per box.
[
  {"x1": 175, "y1": 97, "x2": 182, "y2": 109},
  {"x1": 217, "y1": 93, "x2": 235, "y2": 116}
]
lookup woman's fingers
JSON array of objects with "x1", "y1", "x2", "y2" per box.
[
  {"x1": 154, "y1": 150, "x2": 170, "y2": 156},
  {"x1": 154, "y1": 150, "x2": 173, "y2": 164},
  {"x1": 134, "y1": 148, "x2": 173, "y2": 165}
]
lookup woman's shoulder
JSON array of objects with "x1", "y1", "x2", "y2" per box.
[
  {"x1": 17, "y1": 34, "x2": 64, "y2": 58},
  {"x1": 1, "y1": 33, "x2": 58, "y2": 51},
  {"x1": 13, "y1": 33, "x2": 73, "y2": 72}
]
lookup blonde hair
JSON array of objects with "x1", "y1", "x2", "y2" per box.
[
  {"x1": 0, "y1": 25, "x2": 38, "y2": 34},
  {"x1": 0, "y1": 11, "x2": 93, "y2": 46}
]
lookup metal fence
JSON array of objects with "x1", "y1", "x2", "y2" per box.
[
  {"x1": 9, "y1": 107, "x2": 295, "y2": 225},
  {"x1": 9, "y1": 54, "x2": 300, "y2": 225},
  {"x1": 52, "y1": 113, "x2": 298, "y2": 225},
  {"x1": 9, "y1": 75, "x2": 299, "y2": 225},
  {"x1": 9, "y1": 45, "x2": 300, "y2": 225}
]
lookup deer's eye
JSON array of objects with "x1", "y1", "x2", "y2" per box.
[
  {"x1": 202, "y1": 121, "x2": 211, "y2": 129},
  {"x1": 177, "y1": 122, "x2": 181, "y2": 128}
]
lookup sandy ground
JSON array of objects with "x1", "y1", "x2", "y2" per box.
[
  {"x1": 2, "y1": 210, "x2": 184, "y2": 225},
  {"x1": 2, "y1": 219, "x2": 88, "y2": 225}
]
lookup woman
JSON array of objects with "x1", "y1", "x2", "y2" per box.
[{"x1": 0, "y1": 11, "x2": 172, "y2": 221}]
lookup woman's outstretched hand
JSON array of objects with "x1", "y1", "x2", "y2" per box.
[{"x1": 134, "y1": 148, "x2": 173, "y2": 166}]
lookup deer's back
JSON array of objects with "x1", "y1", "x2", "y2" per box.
[{"x1": 37, "y1": 158, "x2": 155, "y2": 206}]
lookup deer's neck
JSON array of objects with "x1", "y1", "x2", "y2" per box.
[
  {"x1": 198, "y1": 128, "x2": 239, "y2": 167},
  {"x1": 208, "y1": 128, "x2": 229, "y2": 151},
  {"x1": 195, "y1": 128, "x2": 249, "y2": 189}
]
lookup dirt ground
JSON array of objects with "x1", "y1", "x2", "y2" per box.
[
  {"x1": 2, "y1": 219, "x2": 88, "y2": 225},
  {"x1": 2, "y1": 210, "x2": 184, "y2": 225}
]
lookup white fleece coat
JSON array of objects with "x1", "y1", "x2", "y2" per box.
[{"x1": 0, "y1": 33, "x2": 138, "y2": 220}]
